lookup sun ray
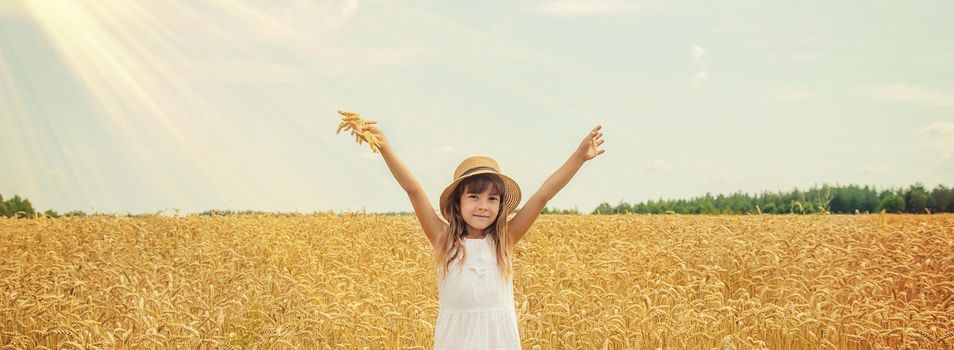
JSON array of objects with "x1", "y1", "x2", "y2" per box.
[
  {"x1": 20, "y1": 1, "x2": 202, "y2": 211},
  {"x1": 7, "y1": 0, "x2": 367, "y2": 213},
  {"x1": 17, "y1": 0, "x2": 319, "y2": 212},
  {"x1": 0, "y1": 50, "x2": 46, "y2": 202},
  {"x1": 0, "y1": 59, "x2": 89, "y2": 212}
]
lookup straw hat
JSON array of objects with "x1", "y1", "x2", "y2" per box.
[{"x1": 438, "y1": 156, "x2": 522, "y2": 224}]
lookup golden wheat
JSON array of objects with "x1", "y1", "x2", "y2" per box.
[
  {"x1": 335, "y1": 110, "x2": 380, "y2": 153},
  {"x1": 0, "y1": 214, "x2": 952, "y2": 349}
]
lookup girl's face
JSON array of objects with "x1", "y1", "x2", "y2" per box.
[{"x1": 459, "y1": 188, "x2": 501, "y2": 232}]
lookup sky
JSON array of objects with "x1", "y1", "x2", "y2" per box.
[{"x1": 1, "y1": 0, "x2": 953, "y2": 215}]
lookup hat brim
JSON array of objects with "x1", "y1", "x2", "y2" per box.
[{"x1": 438, "y1": 170, "x2": 521, "y2": 224}]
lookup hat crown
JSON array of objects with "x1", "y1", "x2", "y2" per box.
[{"x1": 452, "y1": 156, "x2": 501, "y2": 181}]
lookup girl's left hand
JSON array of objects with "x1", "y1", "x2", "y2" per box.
[{"x1": 575, "y1": 124, "x2": 605, "y2": 162}]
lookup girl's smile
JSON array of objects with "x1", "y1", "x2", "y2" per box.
[{"x1": 460, "y1": 189, "x2": 501, "y2": 237}]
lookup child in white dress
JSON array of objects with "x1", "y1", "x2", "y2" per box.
[{"x1": 357, "y1": 123, "x2": 606, "y2": 349}]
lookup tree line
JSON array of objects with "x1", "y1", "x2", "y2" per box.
[
  {"x1": 0, "y1": 194, "x2": 40, "y2": 218},
  {"x1": 591, "y1": 183, "x2": 953, "y2": 215},
  {"x1": 3, "y1": 183, "x2": 952, "y2": 218}
]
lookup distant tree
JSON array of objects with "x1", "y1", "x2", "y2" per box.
[
  {"x1": 0, "y1": 194, "x2": 8, "y2": 217},
  {"x1": 615, "y1": 201, "x2": 632, "y2": 214},
  {"x1": 880, "y1": 192, "x2": 903, "y2": 212},
  {"x1": 593, "y1": 183, "x2": 952, "y2": 215},
  {"x1": 829, "y1": 189, "x2": 846, "y2": 213},
  {"x1": 930, "y1": 185, "x2": 953, "y2": 213},
  {"x1": 762, "y1": 202, "x2": 777, "y2": 214},
  {"x1": 542, "y1": 206, "x2": 581, "y2": 214},
  {"x1": 699, "y1": 193, "x2": 716, "y2": 214},
  {"x1": 815, "y1": 185, "x2": 832, "y2": 214},
  {"x1": 592, "y1": 202, "x2": 614, "y2": 214},
  {"x1": 3, "y1": 195, "x2": 36, "y2": 218},
  {"x1": 790, "y1": 200, "x2": 804, "y2": 214},
  {"x1": 729, "y1": 192, "x2": 755, "y2": 214},
  {"x1": 904, "y1": 183, "x2": 930, "y2": 214},
  {"x1": 827, "y1": 185, "x2": 881, "y2": 214},
  {"x1": 860, "y1": 186, "x2": 879, "y2": 213}
]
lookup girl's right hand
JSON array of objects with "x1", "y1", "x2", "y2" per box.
[{"x1": 360, "y1": 124, "x2": 389, "y2": 151}]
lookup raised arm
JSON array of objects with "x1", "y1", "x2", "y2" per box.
[
  {"x1": 361, "y1": 124, "x2": 446, "y2": 248},
  {"x1": 507, "y1": 125, "x2": 605, "y2": 248}
]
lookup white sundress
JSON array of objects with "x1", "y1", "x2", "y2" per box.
[{"x1": 434, "y1": 235, "x2": 522, "y2": 350}]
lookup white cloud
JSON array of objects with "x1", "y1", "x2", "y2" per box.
[
  {"x1": 861, "y1": 165, "x2": 896, "y2": 175},
  {"x1": 856, "y1": 84, "x2": 954, "y2": 107},
  {"x1": 308, "y1": 45, "x2": 424, "y2": 78},
  {"x1": 234, "y1": 0, "x2": 359, "y2": 33},
  {"x1": 690, "y1": 45, "x2": 709, "y2": 87},
  {"x1": 203, "y1": 0, "x2": 422, "y2": 79},
  {"x1": 644, "y1": 159, "x2": 670, "y2": 172},
  {"x1": 691, "y1": 72, "x2": 709, "y2": 87},
  {"x1": 340, "y1": 0, "x2": 359, "y2": 23},
  {"x1": 918, "y1": 121, "x2": 954, "y2": 160},
  {"x1": 429, "y1": 145, "x2": 456, "y2": 155},
  {"x1": 529, "y1": 0, "x2": 644, "y2": 16},
  {"x1": 777, "y1": 92, "x2": 814, "y2": 101},
  {"x1": 919, "y1": 121, "x2": 954, "y2": 136},
  {"x1": 691, "y1": 45, "x2": 708, "y2": 65}
]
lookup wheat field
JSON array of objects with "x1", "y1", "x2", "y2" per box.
[{"x1": 0, "y1": 214, "x2": 952, "y2": 349}]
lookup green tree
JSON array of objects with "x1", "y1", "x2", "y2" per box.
[
  {"x1": 0, "y1": 194, "x2": 8, "y2": 217},
  {"x1": 817, "y1": 186, "x2": 832, "y2": 214},
  {"x1": 4, "y1": 195, "x2": 35, "y2": 218},
  {"x1": 597, "y1": 183, "x2": 951, "y2": 215},
  {"x1": 699, "y1": 193, "x2": 716, "y2": 214},
  {"x1": 880, "y1": 191, "x2": 905, "y2": 213},
  {"x1": 904, "y1": 183, "x2": 930, "y2": 213},
  {"x1": 592, "y1": 202, "x2": 614, "y2": 214},
  {"x1": 615, "y1": 201, "x2": 632, "y2": 214},
  {"x1": 930, "y1": 185, "x2": 953, "y2": 213},
  {"x1": 860, "y1": 186, "x2": 880, "y2": 213}
]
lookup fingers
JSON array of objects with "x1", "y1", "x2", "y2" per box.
[
  {"x1": 360, "y1": 124, "x2": 380, "y2": 133},
  {"x1": 336, "y1": 111, "x2": 383, "y2": 153},
  {"x1": 589, "y1": 125, "x2": 603, "y2": 138},
  {"x1": 586, "y1": 124, "x2": 606, "y2": 158}
]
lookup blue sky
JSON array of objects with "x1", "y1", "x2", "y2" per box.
[{"x1": 1, "y1": 0, "x2": 953, "y2": 215}]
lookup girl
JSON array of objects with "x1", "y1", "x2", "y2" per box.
[{"x1": 357, "y1": 123, "x2": 605, "y2": 349}]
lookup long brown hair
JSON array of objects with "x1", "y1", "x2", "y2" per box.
[{"x1": 435, "y1": 173, "x2": 514, "y2": 283}]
